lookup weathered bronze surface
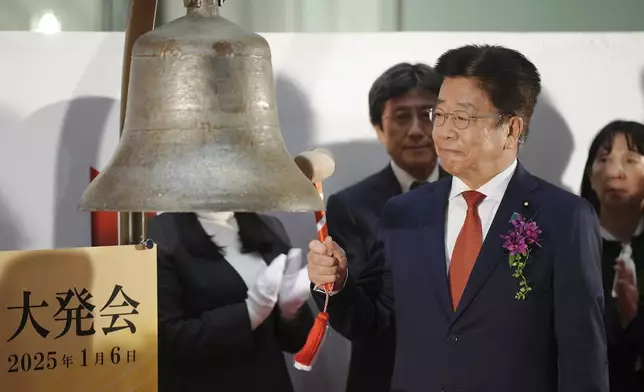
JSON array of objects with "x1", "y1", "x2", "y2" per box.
[{"x1": 79, "y1": 0, "x2": 323, "y2": 212}]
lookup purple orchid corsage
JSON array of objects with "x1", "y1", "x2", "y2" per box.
[{"x1": 500, "y1": 212, "x2": 542, "y2": 300}]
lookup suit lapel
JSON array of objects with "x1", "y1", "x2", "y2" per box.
[
  {"x1": 179, "y1": 212, "x2": 288, "y2": 265},
  {"x1": 178, "y1": 213, "x2": 228, "y2": 260},
  {"x1": 372, "y1": 165, "x2": 402, "y2": 202},
  {"x1": 236, "y1": 213, "x2": 290, "y2": 263},
  {"x1": 450, "y1": 163, "x2": 539, "y2": 324},
  {"x1": 417, "y1": 177, "x2": 454, "y2": 314}
]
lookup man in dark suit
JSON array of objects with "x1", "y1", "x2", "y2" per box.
[
  {"x1": 307, "y1": 45, "x2": 608, "y2": 392},
  {"x1": 325, "y1": 63, "x2": 444, "y2": 392}
]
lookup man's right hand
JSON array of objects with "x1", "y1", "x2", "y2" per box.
[{"x1": 307, "y1": 236, "x2": 348, "y2": 290}]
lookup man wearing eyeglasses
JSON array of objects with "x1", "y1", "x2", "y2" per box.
[
  {"x1": 308, "y1": 45, "x2": 608, "y2": 392},
  {"x1": 323, "y1": 63, "x2": 446, "y2": 392}
]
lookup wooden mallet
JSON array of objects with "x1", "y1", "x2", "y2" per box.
[{"x1": 292, "y1": 148, "x2": 336, "y2": 371}]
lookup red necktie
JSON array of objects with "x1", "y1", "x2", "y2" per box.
[{"x1": 449, "y1": 190, "x2": 486, "y2": 310}]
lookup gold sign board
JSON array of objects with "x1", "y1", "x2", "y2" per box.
[{"x1": 0, "y1": 245, "x2": 158, "y2": 391}]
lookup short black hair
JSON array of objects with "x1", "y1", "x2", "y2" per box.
[
  {"x1": 434, "y1": 44, "x2": 541, "y2": 144},
  {"x1": 580, "y1": 120, "x2": 644, "y2": 214},
  {"x1": 368, "y1": 63, "x2": 443, "y2": 127}
]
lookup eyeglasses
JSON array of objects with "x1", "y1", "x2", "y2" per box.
[
  {"x1": 382, "y1": 109, "x2": 433, "y2": 126},
  {"x1": 430, "y1": 107, "x2": 506, "y2": 130}
]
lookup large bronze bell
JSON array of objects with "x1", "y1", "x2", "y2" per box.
[{"x1": 78, "y1": 0, "x2": 323, "y2": 212}]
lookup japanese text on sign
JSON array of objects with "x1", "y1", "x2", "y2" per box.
[
  {"x1": 8, "y1": 346, "x2": 136, "y2": 373},
  {"x1": 7, "y1": 285, "x2": 140, "y2": 342},
  {"x1": 0, "y1": 245, "x2": 158, "y2": 392}
]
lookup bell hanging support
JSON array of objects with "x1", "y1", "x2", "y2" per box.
[{"x1": 79, "y1": 0, "x2": 323, "y2": 224}]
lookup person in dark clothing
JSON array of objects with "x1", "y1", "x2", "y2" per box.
[
  {"x1": 309, "y1": 44, "x2": 607, "y2": 392},
  {"x1": 581, "y1": 120, "x2": 644, "y2": 392},
  {"x1": 324, "y1": 62, "x2": 445, "y2": 392},
  {"x1": 148, "y1": 211, "x2": 313, "y2": 392}
]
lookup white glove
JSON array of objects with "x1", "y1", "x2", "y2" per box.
[
  {"x1": 246, "y1": 254, "x2": 287, "y2": 330},
  {"x1": 278, "y1": 248, "x2": 312, "y2": 319}
]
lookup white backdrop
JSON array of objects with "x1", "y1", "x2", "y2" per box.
[{"x1": 1, "y1": 31, "x2": 644, "y2": 391}]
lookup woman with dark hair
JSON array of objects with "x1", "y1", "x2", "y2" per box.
[
  {"x1": 581, "y1": 120, "x2": 644, "y2": 391},
  {"x1": 148, "y1": 211, "x2": 313, "y2": 392}
]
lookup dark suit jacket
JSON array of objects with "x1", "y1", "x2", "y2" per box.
[
  {"x1": 326, "y1": 164, "x2": 447, "y2": 392},
  {"x1": 316, "y1": 162, "x2": 608, "y2": 392},
  {"x1": 148, "y1": 212, "x2": 313, "y2": 392}
]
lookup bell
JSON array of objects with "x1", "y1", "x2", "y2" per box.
[{"x1": 78, "y1": 0, "x2": 323, "y2": 212}]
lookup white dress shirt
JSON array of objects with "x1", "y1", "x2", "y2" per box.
[
  {"x1": 390, "y1": 159, "x2": 440, "y2": 193},
  {"x1": 445, "y1": 159, "x2": 517, "y2": 270},
  {"x1": 196, "y1": 211, "x2": 266, "y2": 289}
]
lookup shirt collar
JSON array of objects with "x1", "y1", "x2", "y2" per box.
[
  {"x1": 449, "y1": 159, "x2": 517, "y2": 202},
  {"x1": 600, "y1": 219, "x2": 644, "y2": 242},
  {"x1": 196, "y1": 211, "x2": 238, "y2": 234},
  {"x1": 390, "y1": 160, "x2": 440, "y2": 193},
  {"x1": 196, "y1": 211, "x2": 235, "y2": 222}
]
